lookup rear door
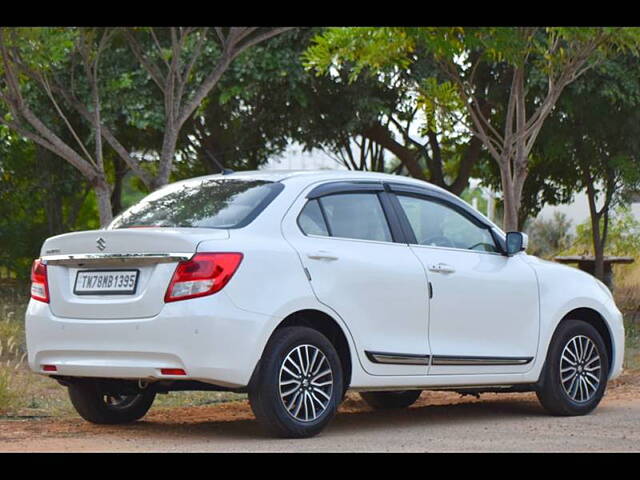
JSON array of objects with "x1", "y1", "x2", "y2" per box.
[{"x1": 282, "y1": 181, "x2": 430, "y2": 376}]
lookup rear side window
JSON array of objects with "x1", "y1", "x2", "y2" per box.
[
  {"x1": 298, "y1": 193, "x2": 392, "y2": 242},
  {"x1": 109, "y1": 178, "x2": 282, "y2": 229},
  {"x1": 298, "y1": 200, "x2": 329, "y2": 236}
]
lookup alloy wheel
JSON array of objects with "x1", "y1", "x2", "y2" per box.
[{"x1": 279, "y1": 344, "x2": 334, "y2": 422}]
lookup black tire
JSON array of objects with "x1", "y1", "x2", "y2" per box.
[
  {"x1": 68, "y1": 382, "x2": 156, "y2": 425},
  {"x1": 359, "y1": 390, "x2": 422, "y2": 410},
  {"x1": 248, "y1": 326, "x2": 343, "y2": 438},
  {"x1": 536, "y1": 319, "x2": 609, "y2": 416}
]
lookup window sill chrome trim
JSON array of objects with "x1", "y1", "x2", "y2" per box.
[
  {"x1": 431, "y1": 356, "x2": 533, "y2": 366},
  {"x1": 41, "y1": 253, "x2": 193, "y2": 267}
]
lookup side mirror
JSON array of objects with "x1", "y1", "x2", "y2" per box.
[{"x1": 506, "y1": 232, "x2": 528, "y2": 256}]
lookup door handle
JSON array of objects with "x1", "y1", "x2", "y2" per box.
[
  {"x1": 307, "y1": 251, "x2": 339, "y2": 261},
  {"x1": 429, "y1": 262, "x2": 455, "y2": 274}
]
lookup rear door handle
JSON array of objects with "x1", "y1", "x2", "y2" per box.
[
  {"x1": 429, "y1": 262, "x2": 455, "y2": 274},
  {"x1": 307, "y1": 251, "x2": 339, "y2": 261}
]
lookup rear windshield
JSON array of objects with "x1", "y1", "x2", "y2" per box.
[{"x1": 109, "y1": 178, "x2": 283, "y2": 229}]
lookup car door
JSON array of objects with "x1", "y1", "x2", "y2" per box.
[
  {"x1": 281, "y1": 181, "x2": 430, "y2": 376},
  {"x1": 388, "y1": 185, "x2": 540, "y2": 375}
]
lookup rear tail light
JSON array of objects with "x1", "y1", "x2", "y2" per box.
[
  {"x1": 160, "y1": 368, "x2": 186, "y2": 376},
  {"x1": 42, "y1": 365, "x2": 57, "y2": 372},
  {"x1": 31, "y1": 259, "x2": 49, "y2": 303},
  {"x1": 164, "y1": 253, "x2": 243, "y2": 303}
]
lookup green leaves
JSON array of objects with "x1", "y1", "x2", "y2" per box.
[{"x1": 303, "y1": 27, "x2": 414, "y2": 81}]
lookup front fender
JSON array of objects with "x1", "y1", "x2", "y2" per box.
[{"x1": 524, "y1": 256, "x2": 625, "y2": 381}]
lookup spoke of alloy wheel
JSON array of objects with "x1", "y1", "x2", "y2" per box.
[
  {"x1": 311, "y1": 379, "x2": 333, "y2": 387},
  {"x1": 296, "y1": 347, "x2": 306, "y2": 375},
  {"x1": 308, "y1": 348, "x2": 319, "y2": 377},
  {"x1": 286, "y1": 390, "x2": 301, "y2": 411},
  {"x1": 570, "y1": 375, "x2": 580, "y2": 399},
  {"x1": 582, "y1": 374, "x2": 597, "y2": 392},
  {"x1": 304, "y1": 346, "x2": 311, "y2": 376},
  {"x1": 584, "y1": 371, "x2": 600, "y2": 383},
  {"x1": 310, "y1": 391, "x2": 327, "y2": 410},
  {"x1": 584, "y1": 355, "x2": 600, "y2": 368},
  {"x1": 313, "y1": 387, "x2": 331, "y2": 401},
  {"x1": 312, "y1": 368, "x2": 331, "y2": 382},
  {"x1": 282, "y1": 365, "x2": 301, "y2": 380},
  {"x1": 285, "y1": 356, "x2": 303, "y2": 376},
  {"x1": 312, "y1": 356, "x2": 325, "y2": 376},
  {"x1": 307, "y1": 391, "x2": 316, "y2": 419},
  {"x1": 562, "y1": 354, "x2": 577, "y2": 367},
  {"x1": 281, "y1": 385, "x2": 300, "y2": 397},
  {"x1": 292, "y1": 391, "x2": 304, "y2": 417},
  {"x1": 583, "y1": 341, "x2": 594, "y2": 364},
  {"x1": 280, "y1": 378, "x2": 301, "y2": 387},
  {"x1": 565, "y1": 344, "x2": 579, "y2": 363}
]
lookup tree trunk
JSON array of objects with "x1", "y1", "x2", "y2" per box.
[
  {"x1": 155, "y1": 125, "x2": 179, "y2": 189},
  {"x1": 94, "y1": 178, "x2": 113, "y2": 227}
]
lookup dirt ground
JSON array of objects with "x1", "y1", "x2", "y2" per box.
[{"x1": 1, "y1": 371, "x2": 639, "y2": 452}]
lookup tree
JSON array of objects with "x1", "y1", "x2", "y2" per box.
[
  {"x1": 0, "y1": 27, "x2": 119, "y2": 224},
  {"x1": 0, "y1": 27, "x2": 293, "y2": 226},
  {"x1": 304, "y1": 28, "x2": 493, "y2": 194},
  {"x1": 121, "y1": 27, "x2": 292, "y2": 189},
  {"x1": 305, "y1": 27, "x2": 640, "y2": 230},
  {"x1": 533, "y1": 56, "x2": 640, "y2": 280}
]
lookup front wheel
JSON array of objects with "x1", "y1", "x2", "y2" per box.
[
  {"x1": 68, "y1": 382, "x2": 156, "y2": 424},
  {"x1": 359, "y1": 390, "x2": 422, "y2": 409},
  {"x1": 248, "y1": 326, "x2": 343, "y2": 438},
  {"x1": 536, "y1": 319, "x2": 609, "y2": 416}
]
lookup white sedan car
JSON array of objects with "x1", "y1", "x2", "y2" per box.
[{"x1": 26, "y1": 170, "x2": 624, "y2": 438}]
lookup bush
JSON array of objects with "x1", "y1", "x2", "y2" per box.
[{"x1": 525, "y1": 212, "x2": 573, "y2": 259}]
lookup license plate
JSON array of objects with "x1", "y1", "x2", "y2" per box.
[{"x1": 74, "y1": 270, "x2": 139, "y2": 295}]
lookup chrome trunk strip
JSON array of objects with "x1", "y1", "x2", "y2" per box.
[
  {"x1": 41, "y1": 253, "x2": 193, "y2": 267},
  {"x1": 365, "y1": 351, "x2": 431, "y2": 366}
]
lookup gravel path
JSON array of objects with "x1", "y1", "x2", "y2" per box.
[{"x1": 1, "y1": 373, "x2": 639, "y2": 452}]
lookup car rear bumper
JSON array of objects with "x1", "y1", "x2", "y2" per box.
[{"x1": 25, "y1": 292, "x2": 273, "y2": 388}]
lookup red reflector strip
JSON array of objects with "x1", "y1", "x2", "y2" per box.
[
  {"x1": 160, "y1": 368, "x2": 186, "y2": 376},
  {"x1": 42, "y1": 365, "x2": 57, "y2": 372}
]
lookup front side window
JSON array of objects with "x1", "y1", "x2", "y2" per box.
[
  {"x1": 110, "y1": 178, "x2": 282, "y2": 229},
  {"x1": 397, "y1": 195, "x2": 498, "y2": 252},
  {"x1": 298, "y1": 193, "x2": 392, "y2": 243}
]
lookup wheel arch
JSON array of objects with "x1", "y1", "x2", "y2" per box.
[
  {"x1": 262, "y1": 309, "x2": 353, "y2": 390},
  {"x1": 557, "y1": 307, "x2": 614, "y2": 375}
]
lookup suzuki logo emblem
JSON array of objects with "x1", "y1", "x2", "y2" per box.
[{"x1": 96, "y1": 237, "x2": 106, "y2": 251}]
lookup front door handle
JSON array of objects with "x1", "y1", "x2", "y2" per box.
[
  {"x1": 429, "y1": 262, "x2": 455, "y2": 274},
  {"x1": 307, "y1": 251, "x2": 339, "y2": 261}
]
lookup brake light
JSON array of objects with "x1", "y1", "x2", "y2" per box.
[
  {"x1": 164, "y1": 253, "x2": 243, "y2": 303},
  {"x1": 31, "y1": 259, "x2": 49, "y2": 303}
]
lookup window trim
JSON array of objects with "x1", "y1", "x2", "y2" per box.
[
  {"x1": 296, "y1": 183, "x2": 404, "y2": 244},
  {"x1": 389, "y1": 189, "x2": 506, "y2": 255}
]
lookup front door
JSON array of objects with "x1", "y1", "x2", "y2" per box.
[{"x1": 392, "y1": 191, "x2": 540, "y2": 375}]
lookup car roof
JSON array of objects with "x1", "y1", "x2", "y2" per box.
[{"x1": 197, "y1": 169, "x2": 451, "y2": 195}]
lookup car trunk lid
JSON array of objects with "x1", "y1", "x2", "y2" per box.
[{"x1": 40, "y1": 228, "x2": 228, "y2": 319}]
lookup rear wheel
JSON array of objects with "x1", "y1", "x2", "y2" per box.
[
  {"x1": 536, "y1": 319, "x2": 609, "y2": 416},
  {"x1": 359, "y1": 390, "x2": 422, "y2": 409},
  {"x1": 248, "y1": 326, "x2": 343, "y2": 438},
  {"x1": 68, "y1": 382, "x2": 156, "y2": 425}
]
